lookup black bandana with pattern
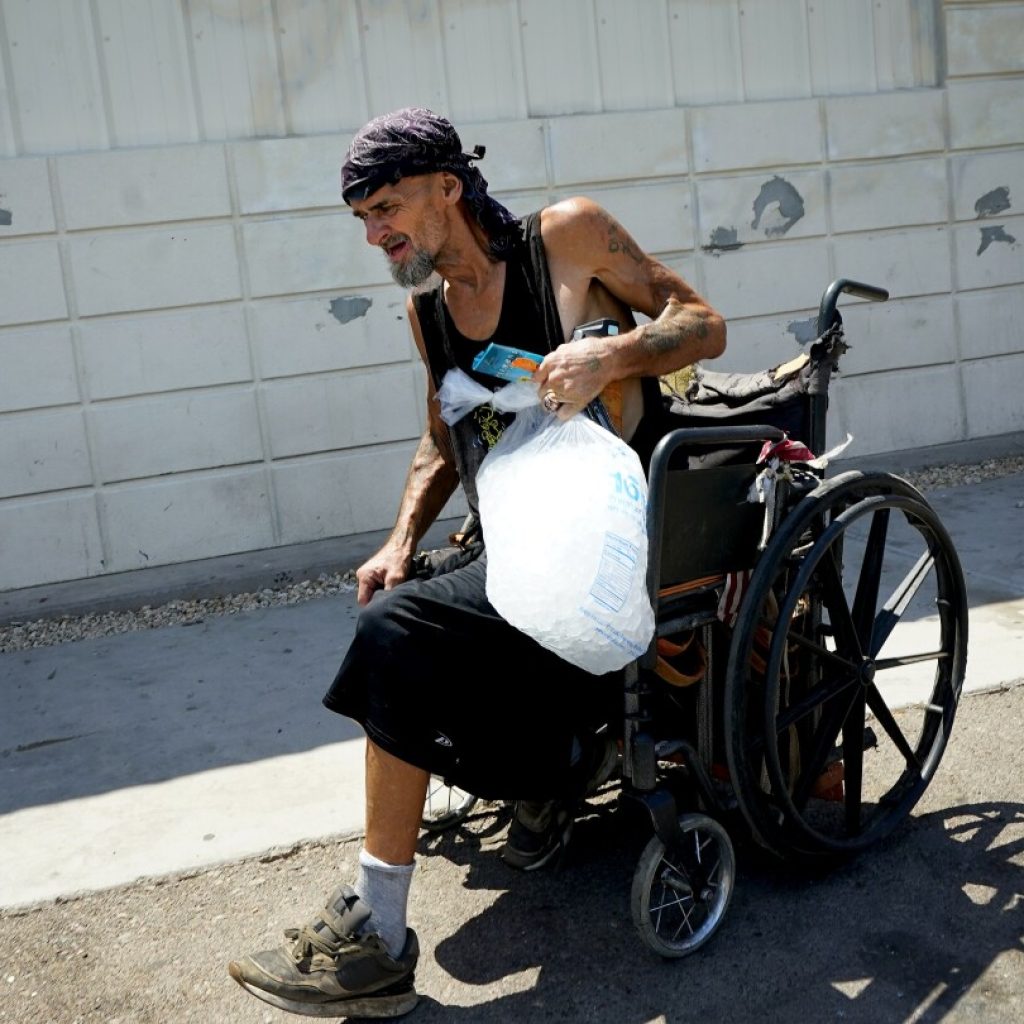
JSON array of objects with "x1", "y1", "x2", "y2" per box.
[{"x1": 341, "y1": 107, "x2": 522, "y2": 258}]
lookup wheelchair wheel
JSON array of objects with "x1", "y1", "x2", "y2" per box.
[
  {"x1": 725, "y1": 471, "x2": 968, "y2": 862},
  {"x1": 421, "y1": 776, "x2": 478, "y2": 832},
  {"x1": 631, "y1": 813, "x2": 736, "y2": 958}
]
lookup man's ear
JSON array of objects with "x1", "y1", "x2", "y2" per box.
[{"x1": 439, "y1": 172, "x2": 463, "y2": 205}]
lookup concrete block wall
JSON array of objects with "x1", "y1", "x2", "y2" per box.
[
  {"x1": 1, "y1": 0, "x2": 1022, "y2": 591},
  {"x1": 0, "y1": 134, "x2": 429, "y2": 589}
]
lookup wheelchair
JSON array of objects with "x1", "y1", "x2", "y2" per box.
[{"x1": 426, "y1": 278, "x2": 968, "y2": 959}]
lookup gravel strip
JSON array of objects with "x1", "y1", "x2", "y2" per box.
[
  {"x1": 3, "y1": 454, "x2": 1022, "y2": 654},
  {"x1": 1, "y1": 572, "x2": 356, "y2": 654},
  {"x1": 895, "y1": 454, "x2": 1024, "y2": 492}
]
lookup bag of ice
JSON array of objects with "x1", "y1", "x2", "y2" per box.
[{"x1": 477, "y1": 404, "x2": 655, "y2": 674}]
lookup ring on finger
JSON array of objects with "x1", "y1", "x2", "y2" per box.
[{"x1": 542, "y1": 390, "x2": 562, "y2": 412}]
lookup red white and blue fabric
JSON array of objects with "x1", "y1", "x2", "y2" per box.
[{"x1": 716, "y1": 432, "x2": 851, "y2": 626}]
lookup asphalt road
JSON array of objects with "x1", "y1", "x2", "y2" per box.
[{"x1": 2, "y1": 682, "x2": 1022, "y2": 1024}]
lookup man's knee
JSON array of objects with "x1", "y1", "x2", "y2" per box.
[{"x1": 353, "y1": 585, "x2": 418, "y2": 655}]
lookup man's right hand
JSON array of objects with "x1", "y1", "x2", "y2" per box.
[{"x1": 355, "y1": 546, "x2": 413, "y2": 605}]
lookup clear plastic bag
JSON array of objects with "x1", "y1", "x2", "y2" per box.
[
  {"x1": 477, "y1": 404, "x2": 655, "y2": 674},
  {"x1": 436, "y1": 368, "x2": 538, "y2": 426}
]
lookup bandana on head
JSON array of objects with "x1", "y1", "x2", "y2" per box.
[{"x1": 341, "y1": 107, "x2": 522, "y2": 258}]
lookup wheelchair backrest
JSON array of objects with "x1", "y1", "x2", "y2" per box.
[{"x1": 645, "y1": 426, "x2": 786, "y2": 601}]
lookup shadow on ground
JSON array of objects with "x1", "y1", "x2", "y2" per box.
[
  {"x1": 0, "y1": 597, "x2": 362, "y2": 813},
  {"x1": 3, "y1": 688, "x2": 1022, "y2": 1024},
  {"x1": 412, "y1": 793, "x2": 1024, "y2": 1023}
]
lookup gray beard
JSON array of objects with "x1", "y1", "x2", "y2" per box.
[{"x1": 391, "y1": 248, "x2": 436, "y2": 289}]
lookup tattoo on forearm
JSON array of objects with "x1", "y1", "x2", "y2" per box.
[
  {"x1": 641, "y1": 308, "x2": 710, "y2": 355},
  {"x1": 641, "y1": 320, "x2": 682, "y2": 355},
  {"x1": 683, "y1": 309, "x2": 710, "y2": 341}
]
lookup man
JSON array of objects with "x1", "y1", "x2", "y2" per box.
[{"x1": 229, "y1": 108, "x2": 725, "y2": 1019}]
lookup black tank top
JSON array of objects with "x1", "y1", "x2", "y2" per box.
[{"x1": 413, "y1": 211, "x2": 563, "y2": 514}]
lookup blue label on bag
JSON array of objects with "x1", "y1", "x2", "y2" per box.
[{"x1": 588, "y1": 532, "x2": 641, "y2": 613}]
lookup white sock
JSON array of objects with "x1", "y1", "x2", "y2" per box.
[{"x1": 354, "y1": 848, "x2": 415, "y2": 957}]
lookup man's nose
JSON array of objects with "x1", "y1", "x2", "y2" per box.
[{"x1": 364, "y1": 218, "x2": 387, "y2": 247}]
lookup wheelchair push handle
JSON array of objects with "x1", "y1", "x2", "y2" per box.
[{"x1": 817, "y1": 277, "x2": 889, "y2": 335}]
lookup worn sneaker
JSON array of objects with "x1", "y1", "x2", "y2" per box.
[
  {"x1": 227, "y1": 885, "x2": 418, "y2": 1019},
  {"x1": 501, "y1": 734, "x2": 621, "y2": 872},
  {"x1": 501, "y1": 798, "x2": 575, "y2": 871}
]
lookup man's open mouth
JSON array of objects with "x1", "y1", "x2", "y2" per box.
[{"x1": 383, "y1": 238, "x2": 410, "y2": 261}]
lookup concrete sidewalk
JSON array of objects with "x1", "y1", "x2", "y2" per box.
[
  {"x1": 2, "y1": 447, "x2": 1023, "y2": 909},
  {"x1": 5, "y1": 683, "x2": 1023, "y2": 1023}
]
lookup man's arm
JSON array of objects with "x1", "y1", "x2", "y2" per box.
[
  {"x1": 354, "y1": 296, "x2": 460, "y2": 605},
  {"x1": 533, "y1": 197, "x2": 726, "y2": 417}
]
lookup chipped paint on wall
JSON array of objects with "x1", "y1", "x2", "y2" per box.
[
  {"x1": 975, "y1": 187, "x2": 1011, "y2": 218},
  {"x1": 0, "y1": 208, "x2": 11, "y2": 226},
  {"x1": 977, "y1": 225, "x2": 1017, "y2": 256},
  {"x1": 328, "y1": 296, "x2": 373, "y2": 324},
  {"x1": 703, "y1": 226, "x2": 743, "y2": 253},
  {"x1": 786, "y1": 316, "x2": 818, "y2": 344},
  {"x1": 752, "y1": 176, "x2": 805, "y2": 237}
]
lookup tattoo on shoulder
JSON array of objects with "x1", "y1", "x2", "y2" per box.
[{"x1": 603, "y1": 213, "x2": 643, "y2": 265}]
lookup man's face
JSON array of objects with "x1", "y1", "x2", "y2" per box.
[{"x1": 350, "y1": 176, "x2": 446, "y2": 288}]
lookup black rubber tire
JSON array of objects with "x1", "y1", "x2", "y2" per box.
[
  {"x1": 631, "y1": 813, "x2": 736, "y2": 958},
  {"x1": 724, "y1": 471, "x2": 968, "y2": 863}
]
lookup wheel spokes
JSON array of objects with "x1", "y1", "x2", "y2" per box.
[
  {"x1": 653, "y1": 857, "x2": 699, "y2": 937},
  {"x1": 865, "y1": 683, "x2": 921, "y2": 769},
  {"x1": 787, "y1": 629, "x2": 860, "y2": 674},
  {"x1": 852, "y1": 508, "x2": 890, "y2": 651},
  {"x1": 774, "y1": 661, "x2": 859, "y2": 735},
  {"x1": 791, "y1": 686, "x2": 861, "y2": 810},
  {"x1": 842, "y1": 691, "x2": 866, "y2": 834},
  {"x1": 819, "y1": 549, "x2": 863, "y2": 660},
  {"x1": 871, "y1": 546, "x2": 936, "y2": 657},
  {"x1": 874, "y1": 649, "x2": 950, "y2": 671}
]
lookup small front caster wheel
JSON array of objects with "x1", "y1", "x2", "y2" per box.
[
  {"x1": 421, "y1": 776, "x2": 478, "y2": 832},
  {"x1": 631, "y1": 813, "x2": 736, "y2": 958}
]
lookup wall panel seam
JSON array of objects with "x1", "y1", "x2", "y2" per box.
[
  {"x1": 682, "y1": 106, "x2": 707, "y2": 297},
  {"x1": 267, "y1": 0, "x2": 293, "y2": 137},
  {"x1": 87, "y1": 0, "x2": 117, "y2": 148},
  {"x1": 353, "y1": 0, "x2": 373, "y2": 129},
  {"x1": 0, "y1": 2, "x2": 23, "y2": 154},
  {"x1": 46, "y1": 153, "x2": 110, "y2": 571},
  {"x1": 818, "y1": 96, "x2": 838, "y2": 295},
  {"x1": 225, "y1": 140, "x2": 281, "y2": 546},
  {"x1": 941, "y1": 77, "x2": 970, "y2": 441},
  {"x1": 179, "y1": 0, "x2": 208, "y2": 142}
]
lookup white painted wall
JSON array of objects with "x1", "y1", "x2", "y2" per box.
[{"x1": 1, "y1": 0, "x2": 1022, "y2": 590}]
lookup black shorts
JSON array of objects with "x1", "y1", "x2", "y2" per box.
[{"x1": 323, "y1": 552, "x2": 620, "y2": 800}]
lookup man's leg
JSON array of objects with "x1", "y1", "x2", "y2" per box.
[
  {"x1": 364, "y1": 738, "x2": 429, "y2": 864},
  {"x1": 227, "y1": 739, "x2": 425, "y2": 1018},
  {"x1": 353, "y1": 740, "x2": 428, "y2": 955}
]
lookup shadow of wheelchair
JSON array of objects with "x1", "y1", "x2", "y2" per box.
[{"x1": 410, "y1": 799, "x2": 1024, "y2": 1023}]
